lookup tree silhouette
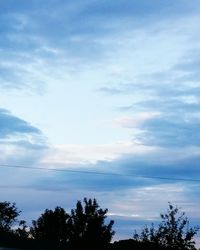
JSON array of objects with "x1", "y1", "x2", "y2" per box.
[
  {"x1": 31, "y1": 206, "x2": 70, "y2": 242},
  {"x1": 133, "y1": 203, "x2": 199, "y2": 250},
  {"x1": 30, "y1": 198, "x2": 114, "y2": 249},
  {"x1": 15, "y1": 220, "x2": 29, "y2": 239},
  {"x1": 67, "y1": 198, "x2": 115, "y2": 249},
  {"x1": 0, "y1": 201, "x2": 20, "y2": 233}
]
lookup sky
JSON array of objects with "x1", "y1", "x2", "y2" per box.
[{"x1": 0, "y1": 0, "x2": 200, "y2": 241}]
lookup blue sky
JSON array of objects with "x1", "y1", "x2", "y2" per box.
[{"x1": 1, "y1": 0, "x2": 200, "y2": 241}]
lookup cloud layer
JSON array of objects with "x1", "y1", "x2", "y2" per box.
[{"x1": 0, "y1": 0, "x2": 200, "y2": 243}]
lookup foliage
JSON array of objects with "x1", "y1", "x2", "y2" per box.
[
  {"x1": 30, "y1": 198, "x2": 114, "y2": 249},
  {"x1": 0, "y1": 201, "x2": 20, "y2": 233},
  {"x1": 67, "y1": 198, "x2": 115, "y2": 248},
  {"x1": 2, "y1": 199, "x2": 198, "y2": 250},
  {"x1": 31, "y1": 206, "x2": 70, "y2": 242},
  {"x1": 133, "y1": 203, "x2": 199, "y2": 250},
  {"x1": 15, "y1": 220, "x2": 29, "y2": 238}
]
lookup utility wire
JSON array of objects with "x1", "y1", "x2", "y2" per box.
[{"x1": 0, "y1": 163, "x2": 200, "y2": 183}]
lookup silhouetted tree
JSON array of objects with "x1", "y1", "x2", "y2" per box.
[
  {"x1": 31, "y1": 206, "x2": 70, "y2": 242},
  {"x1": 0, "y1": 201, "x2": 20, "y2": 233},
  {"x1": 15, "y1": 220, "x2": 29, "y2": 238},
  {"x1": 67, "y1": 198, "x2": 115, "y2": 249},
  {"x1": 133, "y1": 203, "x2": 199, "y2": 250}
]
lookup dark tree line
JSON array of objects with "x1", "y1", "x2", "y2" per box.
[
  {"x1": 31, "y1": 198, "x2": 114, "y2": 249},
  {"x1": 0, "y1": 198, "x2": 114, "y2": 250},
  {"x1": 0, "y1": 199, "x2": 198, "y2": 250}
]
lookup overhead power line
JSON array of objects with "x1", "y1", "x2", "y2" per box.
[{"x1": 0, "y1": 163, "x2": 200, "y2": 183}]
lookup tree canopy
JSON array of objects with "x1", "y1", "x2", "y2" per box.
[
  {"x1": 133, "y1": 203, "x2": 199, "y2": 250},
  {"x1": 67, "y1": 198, "x2": 115, "y2": 248},
  {"x1": 0, "y1": 199, "x2": 199, "y2": 250},
  {"x1": 31, "y1": 206, "x2": 69, "y2": 242},
  {"x1": 0, "y1": 201, "x2": 20, "y2": 233},
  {"x1": 30, "y1": 198, "x2": 115, "y2": 249}
]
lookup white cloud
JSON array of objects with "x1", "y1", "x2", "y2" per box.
[
  {"x1": 41, "y1": 141, "x2": 155, "y2": 165},
  {"x1": 114, "y1": 112, "x2": 161, "y2": 128},
  {"x1": 98, "y1": 183, "x2": 193, "y2": 220}
]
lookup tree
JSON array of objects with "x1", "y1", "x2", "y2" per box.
[
  {"x1": 0, "y1": 201, "x2": 20, "y2": 233},
  {"x1": 31, "y1": 206, "x2": 69, "y2": 242},
  {"x1": 30, "y1": 198, "x2": 115, "y2": 249},
  {"x1": 133, "y1": 203, "x2": 199, "y2": 250},
  {"x1": 15, "y1": 220, "x2": 29, "y2": 238},
  {"x1": 67, "y1": 198, "x2": 115, "y2": 248}
]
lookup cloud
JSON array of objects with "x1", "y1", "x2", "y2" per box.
[
  {"x1": 99, "y1": 87, "x2": 123, "y2": 95},
  {"x1": 0, "y1": 108, "x2": 47, "y2": 165},
  {"x1": 115, "y1": 112, "x2": 161, "y2": 129},
  {"x1": 0, "y1": 108, "x2": 40, "y2": 138},
  {"x1": 0, "y1": 142, "x2": 200, "y2": 241},
  {"x1": 0, "y1": 109, "x2": 48, "y2": 219},
  {"x1": 0, "y1": 0, "x2": 199, "y2": 93},
  {"x1": 1, "y1": 0, "x2": 200, "y2": 243},
  {"x1": 9, "y1": 169, "x2": 198, "y2": 241},
  {"x1": 137, "y1": 116, "x2": 200, "y2": 147},
  {"x1": 98, "y1": 17, "x2": 200, "y2": 148},
  {"x1": 41, "y1": 141, "x2": 154, "y2": 165},
  {"x1": 26, "y1": 143, "x2": 200, "y2": 196}
]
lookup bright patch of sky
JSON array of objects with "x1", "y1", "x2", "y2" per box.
[{"x1": 1, "y1": 0, "x2": 200, "y2": 242}]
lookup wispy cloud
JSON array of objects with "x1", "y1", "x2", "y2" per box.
[
  {"x1": 0, "y1": 109, "x2": 47, "y2": 165},
  {"x1": 115, "y1": 112, "x2": 161, "y2": 129},
  {"x1": 0, "y1": 108, "x2": 40, "y2": 137},
  {"x1": 1, "y1": 0, "x2": 200, "y2": 242}
]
